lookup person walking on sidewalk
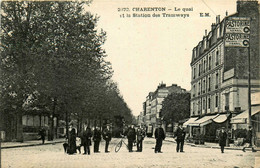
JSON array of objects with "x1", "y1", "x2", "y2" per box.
[
  {"x1": 136, "y1": 127, "x2": 145, "y2": 152},
  {"x1": 242, "y1": 126, "x2": 256, "y2": 152},
  {"x1": 103, "y1": 124, "x2": 112, "y2": 153},
  {"x1": 38, "y1": 127, "x2": 46, "y2": 144},
  {"x1": 127, "y1": 124, "x2": 136, "y2": 152},
  {"x1": 93, "y1": 127, "x2": 102, "y2": 153},
  {"x1": 154, "y1": 122, "x2": 165, "y2": 153},
  {"x1": 219, "y1": 127, "x2": 227, "y2": 153},
  {"x1": 174, "y1": 123, "x2": 186, "y2": 153},
  {"x1": 82, "y1": 127, "x2": 92, "y2": 155}
]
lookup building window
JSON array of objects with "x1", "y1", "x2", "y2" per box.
[
  {"x1": 215, "y1": 95, "x2": 218, "y2": 107},
  {"x1": 208, "y1": 77, "x2": 211, "y2": 91},
  {"x1": 193, "y1": 67, "x2": 196, "y2": 79},
  {"x1": 199, "y1": 64, "x2": 201, "y2": 76},
  {"x1": 215, "y1": 73, "x2": 219, "y2": 89},
  {"x1": 204, "y1": 60, "x2": 206, "y2": 73},
  {"x1": 209, "y1": 56, "x2": 211, "y2": 70},
  {"x1": 193, "y1": 102, "x2": 195, "y2": 113},
  {"x1": 198, "y1": 82, "x2": 201, "y2": 95},
  {"x1": 216, "y1": 50, "x2": 219, "y2": 65},
  {"x1": 203, "y1": 99, "x2": 206, "y2": 110},
  {"x1": 203, "y1": 80, "x2": 206, "y2": 93},
  {"x1": 225, "y1": 93, "x2": 230, "y2": 110},
  {"x1": 208, "y1": 97, "x2": 211, "y2": 109},
  {"x1": 198, "y1": 100, "x2": 201, "y2": 114},
  {"x1": 193, "y1": 85, "x2": 196, "y2": 97}
]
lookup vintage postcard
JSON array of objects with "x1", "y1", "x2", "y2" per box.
[{"x1": 0, "y1": 0, "x2": 259, "y2": 167}]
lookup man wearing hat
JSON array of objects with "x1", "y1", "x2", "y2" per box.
[
  {"x1": 242, "y1": 126, "x2": 256, "y2": 152},
  {"x1": 218, "y1": 127, "x2": 227, "y2": 153},
  {"x1": 102, "y1": 124, "x2": 112, "y2": 153},
  {"x1": 154, "y1": 122, "x2": 165, "y2": 153},
  {"x1": 174, "y1": 123, "x2": 186, "y2": 152},
  {"x1": 127, "y1": 124, "x2": 136, "y2": 152}
]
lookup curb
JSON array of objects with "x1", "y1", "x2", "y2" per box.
[
  {"x1": 164, "y1": 139, "x2": 260, "y2": 152},
  {"x1": 1, "y1": 140, "x2": 66, "y2": 149}
]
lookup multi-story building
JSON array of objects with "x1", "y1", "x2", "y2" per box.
[
  {"x1": 187, "y1": 0, "x2": 260, "y2": 142},
  {"x1": 143, "y1": 83, "x2": 186, "y2": 136}
]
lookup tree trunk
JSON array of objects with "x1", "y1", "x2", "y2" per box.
[{"x1": 16, "y1": 112, "x2": 23, "y2": 142}]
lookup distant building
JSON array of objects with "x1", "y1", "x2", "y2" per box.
[
  {"x1": 186, "y1": 0, "x2": 260, "y2": 143},
  {"x1": 143, "y1": 83, "x2": 187, "y2": 136}
]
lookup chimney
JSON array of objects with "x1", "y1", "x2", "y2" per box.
[
  {"x1": 211, "y1": 23, "x2": 216, "y2": 31},
  {"x1": 226, "y1": 11, "x2": 228, "y2": 16},
  {"x1": 205, "y1": 29, "x2": 207, "y2": 36},
  {"x1": 216, "y1": 15, "x2": 220, "y2": 24}
]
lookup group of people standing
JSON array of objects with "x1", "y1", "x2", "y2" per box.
[
  {"x1": 66, "y1": 124, "x2": 112, "y2": 155},
  {"x1": 154, "y1": 122, "x2": 186, "y2": 153},
  {"x1": 218, "y1": 126, "x2": 256, "y2": 153},
  {"x1": 125, "y1": 124, "x2": 146, "y2": 152},
  {"x1": 65, "y1": 123, "x2": 257, "y2": 155}
]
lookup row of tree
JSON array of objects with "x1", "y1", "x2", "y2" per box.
[{"x1": 0, "y1": 1, "x2": 133, "y2": 141}]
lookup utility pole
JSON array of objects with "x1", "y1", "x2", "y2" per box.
[{"x1": 248, "y1": 46, "x2": 252, "y2": 127}]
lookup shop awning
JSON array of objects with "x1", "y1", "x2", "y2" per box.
[
  {"x1": 212, "y1": 114, "x2": 228, "y2": 123},
  {"x1": 183, "y1": 117, "x2": 198, "y2": 127},
  {"x1": 231, "y1": 106, "x2": 260, "y2": 124},
  {"x1": 188, "y1": 114, "x2": 219, "y2": 127}
]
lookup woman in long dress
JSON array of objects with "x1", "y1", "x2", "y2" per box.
[{"x1": 68, "y1": 128, "x2": 77, "y2": 154}]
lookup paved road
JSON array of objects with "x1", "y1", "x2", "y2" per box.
[{"x1": 2, "y1": 138, "x2": 259, "y2": 168}]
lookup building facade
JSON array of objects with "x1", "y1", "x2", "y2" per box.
[
  {"x1": 143, "y1": 83, "x2": 186, "y2": 136},
  {"x1": 188, "y1": 0, "x2": 260, "y2": 142}
]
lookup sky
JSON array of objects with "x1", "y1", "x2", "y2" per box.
[{"x1": 86, "y1": 0, "x2": 238, "y2": 116}]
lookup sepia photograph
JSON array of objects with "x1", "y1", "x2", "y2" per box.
[{"x1": 0, "y1": 0, "x2": 259, "y2": 167}]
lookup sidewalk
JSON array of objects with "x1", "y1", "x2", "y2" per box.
[
  {"x1": 164, "y1": 137, "x2": 260, "y2": 152},
  {"x1": 1, "y1": 138, "x2": 66, "y2": 149}
]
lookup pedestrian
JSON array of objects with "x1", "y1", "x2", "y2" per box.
[
  {"x1": 67, "y1": 128, "x2": 77, "y2": 155},
  {"x1": 174, "y1": 123, "x2": 186, "y2": 153},
  {"x1": 38, "y1": 127, "x2": 46, "y2": 144},
  {"x1": 102, "y1": 124, "x2": 112, "y2": 153},
  {"x1": 154, "y1": 122, "x2": 165, "y2": 153},
  {"x1": 136, "y1": 127, "x2": 145, "y2": 152},
  {"x1": 82, "y1": 127, "x2": 92, "y2": 155},
  {"x1": 242, "y1": 126, "x2": 256, "y2": 152},
  {"x1": 218, "y1": 127, "x2": 227, "y2": 153},
  {"x1": 127, "y1": 124, "x2": 136, "y2": 152},
  {"x1": 93, "y1": 127, "x2": 102, "y2": 153}
]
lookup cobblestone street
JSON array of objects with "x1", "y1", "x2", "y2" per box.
[{"x1": 2, "y1": 138, "x2": 259, "y2": 168}]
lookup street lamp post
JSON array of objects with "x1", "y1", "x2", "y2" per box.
[{"x1": 248, "y1": 46, "x2": 252, "y2": 127}]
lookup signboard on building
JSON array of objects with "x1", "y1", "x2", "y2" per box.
[
  {"x1": 226, "y1": 17, "x2": 251, "y2": 34},
  {"x1": 225, "y1": 17, "x2": 250, "y2": 47},
  {"x1": 224, "y1": 33, "x2": 250, "y2": 47}
]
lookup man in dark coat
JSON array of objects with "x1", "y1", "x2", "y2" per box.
[
  {"x1": 154, "y1": 122, "x2": 165, "y2": 153},
  {"x1": 174, "y1": 123, "x2": 186, "y2": 152},
  {"x1": 103, "y1": 124, "x2": 112, "y2": 153},
  {"x1": 218, "y1": 127, "x2": 227, "y2": 153},
  {"x1": 82, "y1": 127, "x2": 92, "y2": 155},
  {"x1": 242, "y1": 126, "x2": 256, "y2": 152},
  {"x1": 127, "y1": 124, "x2": 136, "y2": 152},
  {"x1": 38, "y1": 127, "x2": 46, "y2": 144},
  {"x1": 136, "y1": 127, "x2": 145, "y2": 152},
  {"x1": 93, "y1": 127, "x2": 102, "y2": 153}
]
